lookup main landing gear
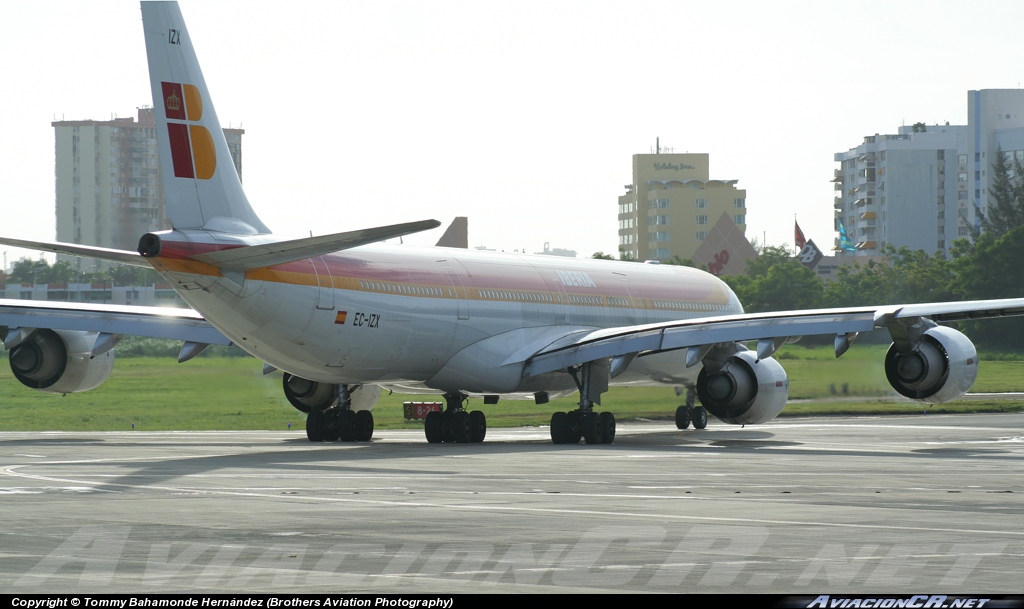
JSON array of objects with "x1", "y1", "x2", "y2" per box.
[
  {"x1": 551, "y1": 360, "x2": 616, "y2": 445},
  {"x1": 550, "y1": 409, "x2": 616, "y2": 445},
  {"x1": 306, "y1": 385, "x2": 374, "y2": 442},
  {"x1": 674, "y1": 385, "x2": 708, "y2": 430},
  {"x1": 424, "y1": 392, "x2": 487, "y2": 444}
]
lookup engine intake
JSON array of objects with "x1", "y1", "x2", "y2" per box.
[
  {"x1": 282, "y1": 373, "x2": 335, "y2": 413},
  {"x1": 282, "y1": 374, "x2": 381, "y2": 413},
  {"x1": 884, "y1": 326, "x2": 977, "y2": 403},
  {"x1": 697, "y1": 349, "x2": 788, "y2": 425},
  {"x1": 8, "y1": 329, "x2": 114, "y2": 394}
]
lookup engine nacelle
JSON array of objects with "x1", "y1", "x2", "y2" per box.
[
  {"x1": 884, "y1": 325, "x2": 977, "y2": 404},
  {"x1": 282, "y1": 373, "x2": 334, "y2": 413},
  {"x1": 697, "y1": 349, "x2": 788, "y2": 425},
  {"x1": 8, "y1": 329, "x2": 115, "y2": 394},
  {"x1": 282, "y1": 374, "x2": 380, "y2": 413}
]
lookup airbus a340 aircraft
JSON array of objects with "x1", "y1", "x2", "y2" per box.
[{"x1": 3, "y1": 2, "x2": 1024, "y2": 446}]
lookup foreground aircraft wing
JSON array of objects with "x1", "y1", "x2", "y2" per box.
[
  {"x1": 521, "y1": 298, "x2": 1024, "y2": 377},
  {"x1": 0, "y1": 299, "x2": 230, "y2": 347}
]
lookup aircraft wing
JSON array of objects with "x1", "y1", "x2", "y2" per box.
[
  {"x1": 0, "y1": 299, "x2": 230, "y2": 346},
  {"x1": 521, "y1": 298, "x2": 1024, "y2": 377}
]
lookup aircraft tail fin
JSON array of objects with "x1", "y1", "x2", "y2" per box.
[
  {"x1": 141, "y1": 2, "x2": 270, "y2": 235},
  {"x1": 435, "y1": 217, "x2": 468, "y2": 248}
]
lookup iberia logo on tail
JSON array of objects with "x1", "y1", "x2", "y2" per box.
[{"x1": 162, "y1": 82, "x2": 216, "y2": 180}]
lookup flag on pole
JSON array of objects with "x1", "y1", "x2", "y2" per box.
[
  {"x1": 795, "y1": 220, "x2": 807, "y2": 249},
  {"x1": 837, "y1": 219, "x2": 857, "y2": 252}
]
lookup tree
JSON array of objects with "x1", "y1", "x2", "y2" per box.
[
  {"x1": 47, "y1": 261, "x2": 76, "y2": 284},
  {"x1": 912, "y1": 122, "x2": 927, "y2": 133},
  {"x1": 109, "y1": 265, "x2": 161, "y2": 286},
  {"x1": 591, "y1": 251, "x2": 616, "y2": 260},
  {"x1": 822, "y1": 260, "x2": 891, "y2": 307},
  {"x1": 978, "y1": 147, "x2": 1024, "y2": 239},
  {"x1": 822, "y1": 245, "x2": 954, "y2": 308},
  {"x1": 948, "y1": 225, "x2": 1024, "y2": 348},
  {"x1": 881, "y1": 245, "x2": 955, "y2": 304},
  {"x1": 4, "y1": 257, "x2": 160, "y2": 286},
  {"x1": 8, "y1": 258, "x2": 50, "y2": 284},
  {"x1": 722, "y1": 245, "x2": 824, "y2": 313}
]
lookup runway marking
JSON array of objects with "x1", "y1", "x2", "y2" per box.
[{"x1": 2, "y1": 460, "x2": 1023, "y2": 539}]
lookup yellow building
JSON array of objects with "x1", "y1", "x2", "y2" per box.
[{"x1": 617, "y1": 152, "x2": 746, "y2": 262}]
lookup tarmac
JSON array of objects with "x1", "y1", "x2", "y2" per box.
[{"x1": 2, "y1": 413, "x2": 1023, "y2": 594}]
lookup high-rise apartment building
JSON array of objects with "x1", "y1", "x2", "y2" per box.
[
  {"x1": 52, "y1": 107, "x2": 243, "y2": 267},
  {"x1": 834, "y1": 125, "x2": 963, "y2": 256},
  {"x1": 834, "y1": 89, "x2": 1024, "y2": 257},
  {"x1": 617, "y1": 152, "x2": 746, "y2": 262}
]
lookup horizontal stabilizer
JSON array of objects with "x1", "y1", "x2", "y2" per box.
[
  {"x1": 0, "y1": 236, "x2": 150, "y2": 268},
  {"x1": 188, "y1": 219, "x2": 441, "y2": 270}
]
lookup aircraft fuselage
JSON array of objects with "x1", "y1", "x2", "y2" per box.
[{"x1": 146, "y1": 230, "x2": 743, "y2": 397}]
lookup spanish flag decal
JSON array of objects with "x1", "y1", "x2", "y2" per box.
[{"x1": 335, "y1": 311, "x2": 348, "y2": 325}]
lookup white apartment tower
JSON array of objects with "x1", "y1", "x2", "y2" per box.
[
  {"x1": 53, "y1": 108, "x2": 243, "y2": 266},
  {"x1": 834, "y1": 89, "x2": 1024, "y2": 257}
]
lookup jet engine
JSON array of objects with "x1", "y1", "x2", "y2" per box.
[
  {"x1": 7, "y1": 329, "x2": 115, "y2": 394},
  {"x1": 884, "y1": 325, "x2": 977, "y2": 404},
  {"x1": 696, "y1": 349, "x2": 788, "y2": 425},
  {"x1": 282, "y1": 374, "x2": 334, "y2": 413},
  {"x1": 282, "y1": 374, "x2": 380, "y2": 412}
]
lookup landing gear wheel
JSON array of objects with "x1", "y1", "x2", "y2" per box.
[
  {"x1": 425, "y1": 411, "x2": 444, "y2": 443},
  {"x1": 440, "y1": 410, "x2": 453, "y2": 443},
  {"x1": 583, "y1": 411, "x2": 602, "y2": 445},
  {"x1": 469, "y1": 410, "x2": 487, "y2": 443},
  {"x1": 336, "y1": 409, "x2": 355, "y2": 441},
  {"x1": 599, "y1": 411, "x2": 616, "y2": 444},
  {"x1": 550, "y1": 411, "x2": 568, "y2": 444},
  {"x1": 323, "y1": 409, "x2": 342, "y2": 442},
  {"x1": 675, "y1": 405, "x2": 691, "y2": 430},
  {"x1": 306, "y1": 409, "x2": 326, "y2": 442},
  {"x1": 448, "y1": 410, "x2": 471, "y2": 443},
  {"x1": 691, "y1": 406, "x2": 708, "y2": 430},
  {"x1": 563, "y1": 410, "x2": 583, "y2": 444},
  {"x1": 354, "y1": 410, "x2": 374, "y2": 441}
]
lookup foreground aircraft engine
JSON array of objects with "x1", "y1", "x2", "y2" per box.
[
  {"x1": 696, "y1": 348, "x2": 788, "y2": 425},
  {"x1": 6, "y1": 329, "x2": 114, "y2": 394},
  {"x1": 282, "y1": 373, "x2": 335, "y2": 413},
  {"x1": 884, "y1": 325, "x2": 977, "y2": 403},
  {"x1": 282, "y1": 374, "x2": 380, "y2": 412}
]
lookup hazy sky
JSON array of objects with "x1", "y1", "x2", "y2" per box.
[{"x1": 3, "y1": 0, "x2": 1024, "y2": 269}]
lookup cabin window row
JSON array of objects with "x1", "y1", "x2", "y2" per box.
[
  {"x1": 477, "y1": 289, "x2": 554, "y2": 303},
  {"x1": 359, "y1": 280, "x2": 451, "y2": 297},
  {"x1": 652, "y1": 300, "x2": 721, "y2": 311}
]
